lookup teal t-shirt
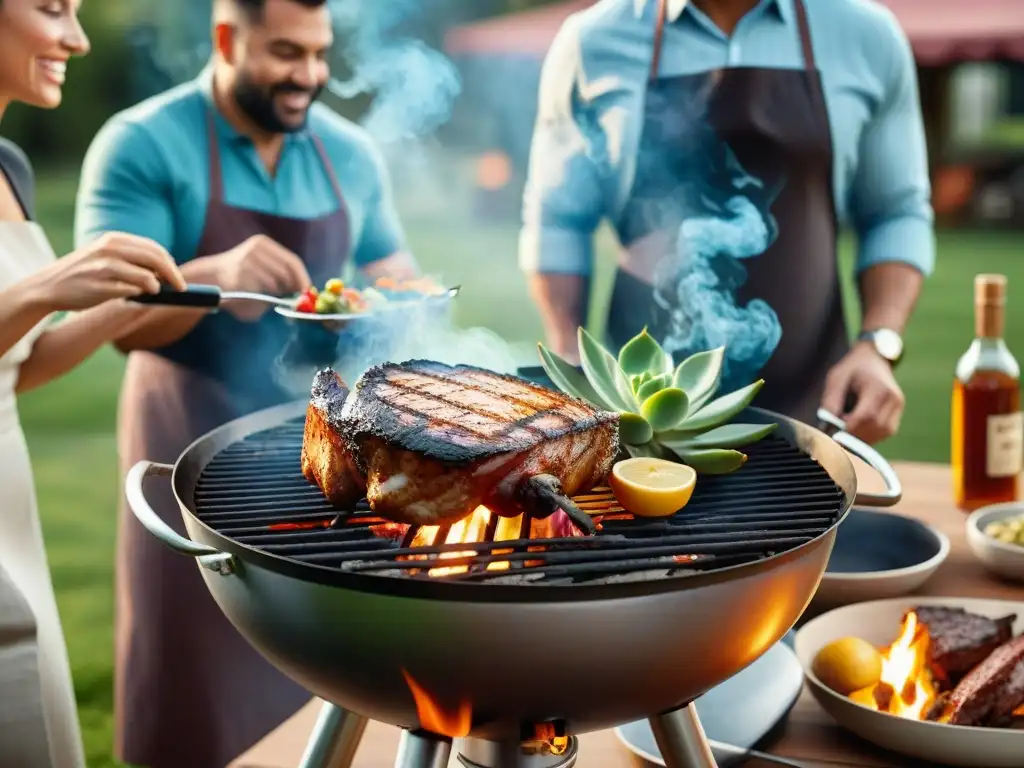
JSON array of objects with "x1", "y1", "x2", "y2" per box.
[{"x1": 74, "y1": 67, "x2": 406, "y2": 268}]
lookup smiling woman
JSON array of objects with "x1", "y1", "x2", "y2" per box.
[
  {"x1": 0, "y1": 2, "x2": 188, "y2": 767},
  {"x1": 0, "y1": 0, "x2": 89, "y2": 107}
]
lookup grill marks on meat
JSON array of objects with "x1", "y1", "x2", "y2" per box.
[
  {"x1": 936, "y1": 634, "x2": 1024, "y2": 727},
  {"x1": 914, "y1": 606, "x2": 1016, "y2": 685},
  {"x1": 344, "y1": 360, "x2": 612, "y2": 463},
  {"x1": 300, "y1": 362, "x2": 620, "y2": 531}
]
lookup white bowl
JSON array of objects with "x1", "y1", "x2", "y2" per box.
[
  {"x1": 794, "y1": 597, "x2": 1024, "y2": 767},
  {"x1": 967, "y1": 503, "x2": 1024, "y2": 582}
]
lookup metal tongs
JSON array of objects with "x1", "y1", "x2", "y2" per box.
[{"x1": 130, "y1": 283, "x2": 462, "y2": 332}]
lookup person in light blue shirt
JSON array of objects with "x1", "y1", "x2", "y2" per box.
[
  {"x1": 519, "y1": 0, "x2": 934, "y2": 445},
  {"x1": 72, "y1": 2, "x2": 419, "y2": 767}
]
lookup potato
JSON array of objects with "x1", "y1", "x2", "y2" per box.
[{"x1": 812, "y1": 637, "x2": 884, "y2": 695}]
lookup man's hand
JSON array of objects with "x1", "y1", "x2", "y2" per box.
[
  {"x1": 212, "y1": 235, "x2": 312, "y2": 321},
  {"x1": 359, "y1": 251, "x2": 419, "y2": 282},
  {"x1": 820, "y1": 342, "x2": 906, "y2": 445}
]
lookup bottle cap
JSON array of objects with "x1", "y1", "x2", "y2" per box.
[{"x1": 975, "y1": 274, "x2": 1007, "y2": 305}]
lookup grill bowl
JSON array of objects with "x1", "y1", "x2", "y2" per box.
[{"x1": 127, "y1": 400, "x2": 900, "y2": 740}]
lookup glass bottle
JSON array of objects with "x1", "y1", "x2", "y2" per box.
[{"x1": 952, "y1": 274, "x2": 1022, "y2": 511}]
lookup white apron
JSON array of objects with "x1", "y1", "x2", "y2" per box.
[{"x1": 0, "y1": 222, "x2": 87, "y2": 768}]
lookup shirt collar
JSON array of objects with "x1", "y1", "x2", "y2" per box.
[{"x1": 632, "y1": 0, "x2": 792, "y2": 25}]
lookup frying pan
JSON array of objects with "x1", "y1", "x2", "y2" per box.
[{"x1": 130, "y1": 283, "x2": 462, "y2": 332}]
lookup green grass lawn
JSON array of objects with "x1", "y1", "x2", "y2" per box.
[{"x1": 19, "y1": 168, "x2": 1024, "y2": 766}]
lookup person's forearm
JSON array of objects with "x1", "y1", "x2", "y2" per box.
[
  {"x1": 15, "y1": 299, "x2": 154, "y2": 393},
  {"x1": 0, "y1": 282, "x2": 53, "y2": 362},
  {"x1": 527, "y1": 272, "x2": 590, "y2": 363},
  {"x1": 857, "y1": 262, "x2": 924, "y2": 334},
  {"x1": 113, "y1": 256, "x2": 222, "y2": 353}
]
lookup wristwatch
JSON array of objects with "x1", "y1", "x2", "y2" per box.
[{"x1": 858, "y1": 328, "x2": 904, "y2": 367}]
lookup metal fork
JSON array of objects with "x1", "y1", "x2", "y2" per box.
[{"x1": 709, "y1": 738, "x2": 862, "y2": 768}]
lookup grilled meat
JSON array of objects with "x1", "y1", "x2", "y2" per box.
[
  {"x1": 301, "y1": 370, "x2": 364, "y2": 509},
  {"x1": 300, "y1": 361, "x2": 620, "y2": 533},
  {"x1": 989, "y1": 658, "x2": 1024, "y2": 727},
  {"x1": 935, "y1": 634, "x2": 1024, "y2": 726},
  {"x1": 914, "y1": 606, "x2": 1016, "y2": 685}
]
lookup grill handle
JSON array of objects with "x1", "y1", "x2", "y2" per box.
[
  {"x1": 817, "y1": 408, "x2": 902, "y2": 508},
  {"x1": 125, "y1": 461, "x2": 236, "y2": 575}
]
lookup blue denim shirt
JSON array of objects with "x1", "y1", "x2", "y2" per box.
[{"x1": 518, "y1": 0, "x2": 935, "y2": 278}]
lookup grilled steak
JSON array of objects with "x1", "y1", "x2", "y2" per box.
[
  {"x1": 989, "y1": 658, "x2": 1024, "y2": 727},
  {"x1": 935, "y1": 634, "x2": 1024, "y2": 726},
  {"x1": 300, "y1": 370, "x2": 364, "y2": 509},
  {"x1": 914, "y1": 606, "x2": 1016, "y2": 685},
  {"x1": 301, "y1": 361, "x2": 620, "y2": 532}
]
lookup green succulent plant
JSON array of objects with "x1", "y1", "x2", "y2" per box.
[{"x1": 538, "y1": 327, "x2": 777, "y2": 474}]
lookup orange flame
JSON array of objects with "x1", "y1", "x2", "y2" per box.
[
  {"x1": 371, "y1": 500, "x2": 604, "y2": 577},
  {"x1": 400, "y1": 669, "x2": 472, "y2": 738},
  {"x1": 415, "y1": 505, "x2": 509, "y2": 577},
  {"x1": 850, "y1": 611, "x2": 938, "y2": 720}
]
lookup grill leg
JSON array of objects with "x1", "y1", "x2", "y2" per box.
[
  {"x1": 649, "y1": 703, "x2": 718, "y2": 768},
  {"x1": 394, "y1": 729, "x2": 452, "y2": 768},
  {"x1": 297, "y1": 701, "x2": 368, "y2": 768}
]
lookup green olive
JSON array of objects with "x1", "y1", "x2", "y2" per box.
[{"x1": 314, "y1": 294, "x2": 340, "y2": 314}]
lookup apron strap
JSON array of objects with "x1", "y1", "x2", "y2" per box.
[
  {"x1": 204, "y1": 110, "x2": 225, "y2": 202},
  {"x1": 649, "y1": 0, "x2": 669, "y2": 82},
  {"x1": 791, "y1": 0, "x2": 817, "y2": 72},
  {"x1": 649, "y1": 0, "x2": 818, "y2": 80},
  {"x1": 310, "y1": 134, "x2": 346, "y2": 209}
]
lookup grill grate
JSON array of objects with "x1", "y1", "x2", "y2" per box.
[{"x1": 192, "y1": 418, "x2": 845, "y2": 585}]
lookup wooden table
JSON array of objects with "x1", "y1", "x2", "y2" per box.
[{"x1": 229, "y1": 461, "x2": 1023, "y2": 768}]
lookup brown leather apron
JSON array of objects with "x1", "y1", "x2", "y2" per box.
[
  {"x1": 114, "y1": 111, "x2": 350, "y2": 768},
  {"x1": 606, "y1": 0, "x2": 848, "y2": 425}
]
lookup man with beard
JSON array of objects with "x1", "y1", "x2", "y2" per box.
[{"x1": 74, "y1": 1, "x2": 416, "y2": 765}]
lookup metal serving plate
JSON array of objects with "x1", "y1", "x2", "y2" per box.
[{"x1": 274, "y1": 285, "x2": 461, "y2": 323}]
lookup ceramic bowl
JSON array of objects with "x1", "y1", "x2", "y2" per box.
[
  {"x1": 810, "y1": 508, "x2": 949, "y2": 609},
  {"x1": 795, "y1": 597, "x2": 1024, "y2": 767},
  {"x1": 966, "y1": 502, "x2": 1024, "y2": 582}
]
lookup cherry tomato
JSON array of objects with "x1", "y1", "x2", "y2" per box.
[
  {"x1": 325, "y1": 278, "x2": 344, "y2": 295},
  {"x1": 295, "y1": 294, "x2": 316, "y2": 314}
]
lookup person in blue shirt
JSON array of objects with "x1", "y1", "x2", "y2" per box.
[
  {"x1": 73, "y1": 1, "x2": 416, "y2": 766},
  {"x1": 519, "y1": 0, "x2": 934, "y2": 445}
]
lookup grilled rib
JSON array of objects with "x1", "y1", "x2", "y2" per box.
[
  {"x1": 300, "y1": 361, "x2": 620, "y2": 533},
  {"x1": 914, "y1": 606, "x2": 1017, "y2": 686},
  {"x1": 935, "y1": 634, "x2": 1024, "y2": 726}
]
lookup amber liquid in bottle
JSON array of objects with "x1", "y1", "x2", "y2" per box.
[{"x1": 951, "y1": 274, "x2": 1022, "y2": 511}]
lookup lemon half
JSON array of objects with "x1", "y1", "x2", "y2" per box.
[{"x1": 609, "y1": 458, "x2": 697, "y2": 518}]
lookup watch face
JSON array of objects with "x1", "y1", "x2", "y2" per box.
[{"x1": 871, "y1": 329, "x2": 904, "y2": 362}]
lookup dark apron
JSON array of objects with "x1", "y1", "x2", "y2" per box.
[
  {"x1": 606, "y1": 0, "x2": 847, "y2": 425},
  {"x1": 114, "y1": 111, "x2": 350, "y2": 768}
]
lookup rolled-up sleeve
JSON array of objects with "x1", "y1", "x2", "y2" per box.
[
  {"x1": 518, "y1": 16, "x2": 606, "y2": 276},
  {"x1": 848, "y1": 14, "x2": 935, "y2": 277},
  {"x1": 74, "y1": 119, "x2": 176, "y2": 253}
]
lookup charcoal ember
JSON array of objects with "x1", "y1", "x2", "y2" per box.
[
  {"x1": 925, "y1": 692, "x2": 950, "y2": 721},
  {"x1": 913, "y1": 606, "x2": 1016, "y2": 685},
  {"x1": 873, "y1": 682, "x2": 895, "y2": 712},
  {"x1": 937, "y1": 634, "x2": 1024, "y2": 726}
]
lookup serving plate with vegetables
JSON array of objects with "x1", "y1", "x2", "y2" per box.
[{"x1": 275, "y1": 277, "x2": 461, "y2": 329}]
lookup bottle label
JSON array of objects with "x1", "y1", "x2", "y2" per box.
[{"x1": 987, "y1": 411, "x2": 1024, "y2": 478}]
